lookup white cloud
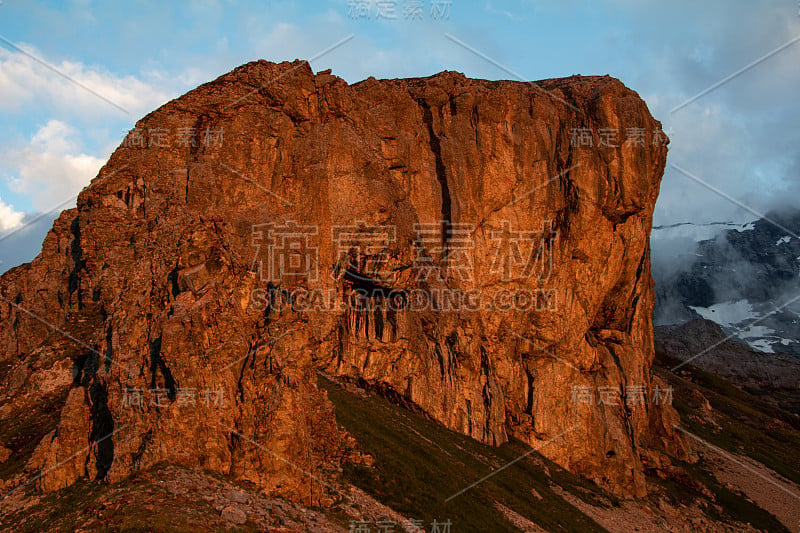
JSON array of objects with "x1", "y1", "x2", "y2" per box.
[
  {"x1": 0, "y1": 197, "x2": 24, "y2": 231},
  {"x1": 6, "y1": 120, "x2": 106, "y2": 211},
  {"x1": 0, "y1": 43, "x2": 171, "y2": 120},
  {"x1": 619, "y1": 0, "x2": 800, "y2": 227}
]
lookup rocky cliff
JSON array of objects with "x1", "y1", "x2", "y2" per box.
[{"x1": 0, "y1": 60, "x2": 691, "y2": 501}]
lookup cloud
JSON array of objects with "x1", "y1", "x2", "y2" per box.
[
  {"x1": 5, "y1": 120, "x2": 106, "y2": 211},
  {"x1": 615, "y1": 0, "x2": 800, "y2": 227},
  {"x1": 485, "y1": 3, "x2": 515, "y2": 20},
  {"x1": 0, "y1": 197, "x2": 24, "y2": 231},
  {"x1": 0, "y1": 43, "x2": 171, "y2": 120}
]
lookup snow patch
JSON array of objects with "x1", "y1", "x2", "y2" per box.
[
  {"x1": 736, "y1": 325, "x2": 778, "y2": 354},
  {"x1": 737, "y1": 222, "x2": 755, "y2": 232},
  {"x1": 776, "y1": 236, "x2": 791, "y2": 246},
  {"x1": 737, "y1": 324, "x2": 774, "y2": 340},
  {"x1": 747, "y1": 338, "x2": 775, "y2": 353},
  {"x1": 689, "y1": 300, "x2": 757, "y2": 328},
  {"x1": 651, "y1": 222, "x2": 749, "y2": 243},
  {"x1": 688, "y1": 301, "x2": 788, "y2": 353}
]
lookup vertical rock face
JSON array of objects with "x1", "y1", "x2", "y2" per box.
[{"x1": 0, "y1": 60, "x2": 690, "y2": 499}]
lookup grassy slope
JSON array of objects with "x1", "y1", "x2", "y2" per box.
[
  {"x1": 2, "y1": 353, "x2": 795, "y2": 531},
  {"x1": 655, "y1": 350, "x2": 800, "y2": 486},
  {"x1": 2, "y1": 467, "x2": 264, "y2": 533},
  {"x1": 322, "y1": 370, "x2": 799, "y2": 533},
  {"x1": 652, "y1": 350, "x2": 799, "y2": 532},
  {"x1": 320, "y1": 375, "x2": 611, "y2": 532}
]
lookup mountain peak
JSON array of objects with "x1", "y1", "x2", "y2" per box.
[{"x1": 1, "y1": 62, "x2": 685, "y2": 501}]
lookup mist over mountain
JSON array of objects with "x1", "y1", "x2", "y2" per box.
[{"x1": 652, "y1": 206, "x2": 800, "y2": 357}]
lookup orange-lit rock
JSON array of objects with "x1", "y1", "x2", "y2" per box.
[{"x1": 0, "y1": 60, "x2": 691, "y2": 499}]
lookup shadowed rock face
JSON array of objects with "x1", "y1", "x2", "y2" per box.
[{"x1": 0, "y1": 60, "x2": 691, "y2": 499}]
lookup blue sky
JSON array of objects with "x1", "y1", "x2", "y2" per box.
[{"x1": 0, "y1": 0, "x2": 798, "y2": 270}]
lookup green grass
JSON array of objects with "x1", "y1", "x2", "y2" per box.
[
  {"x1": 4, "y1": 349, "x2": 794, "y2": 531},
  {"x1": 651, "y1": 351, "x2": 799, "y2": 532},
  {"x1": 5, "y1": 478, "x2": 105, "y2": 533},
  {"x1": 320, "y1": 375, "x2": 610, "y2": 532},
  {"x1": 647, "y1": 457, "x2": 790, "y2": 532},
  {"x1": 655, "y1": 350, "x2": 800, "y2": 486},
  {"x1": 4, "y1": 466, "x2": 244, "y2": 533}
]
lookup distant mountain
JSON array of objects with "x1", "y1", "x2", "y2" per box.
[
  {"x1": 652, "y1": 207, "x2": 800, "y2": 358},
  {"x1": 655, "y1": 318, "x2": 800, "y2": 413}
]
